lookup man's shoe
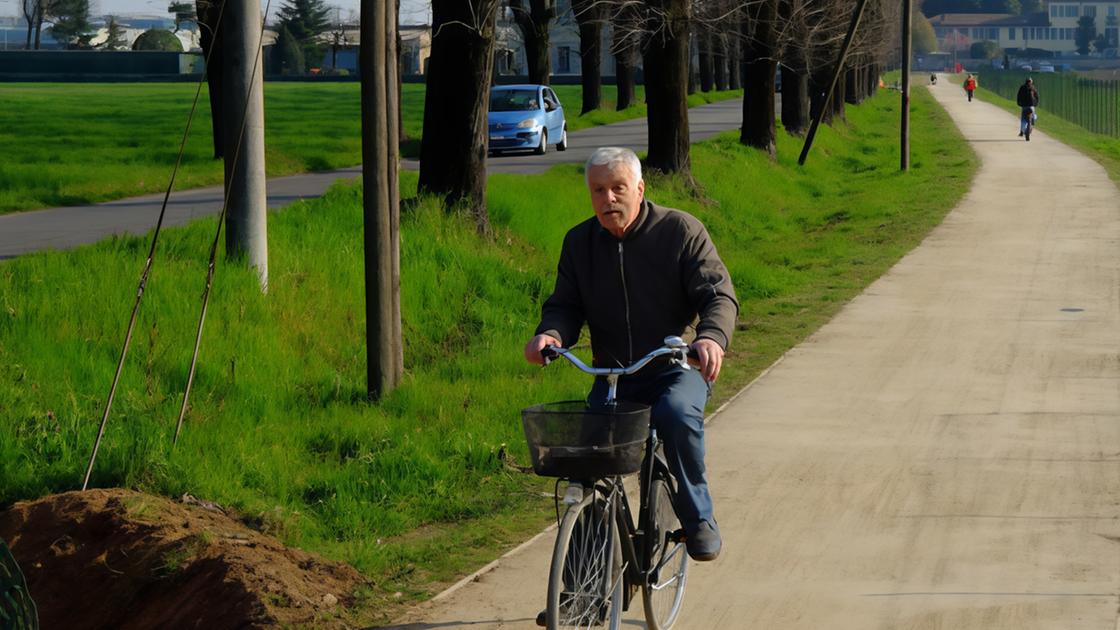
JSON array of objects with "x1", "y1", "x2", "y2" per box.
[
  {"x1": 536, "y1": 609, "x2": 546, "y2": 627},
  {"x1": 1018, "y1": 131, "x2": 1024, "y2": 137},
  {"x1": 685, "y1": 520, "x2": 721, "y2": 561}
]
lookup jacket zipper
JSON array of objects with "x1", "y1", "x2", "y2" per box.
[{"x1": 618, "y1": 242, "x2": 634, "y2": 363}]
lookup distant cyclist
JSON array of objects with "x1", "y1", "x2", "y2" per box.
[
  {"x1": 524, "y1": 146, "x2": 739, "y2": 563},
  {"x1": 1016, "y1": 77, "x2": 1039, "y2": 140}
]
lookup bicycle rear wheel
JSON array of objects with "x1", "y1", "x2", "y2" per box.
[
  {"x1": 642, "y1": 471, "x2": 688, "y2": 630},
  {"x1": 547, "y1": 489, "x2": 623, "y2": 630}
]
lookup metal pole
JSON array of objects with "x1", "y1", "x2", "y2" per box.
[
  {"x1": 224, "y1": 0, "x2": 268, "y2": 291},
  {"x1": 798, "y1": 0, "x2": 870, "y2": 166},
  {"x1": 901, "y1": 0, "x2": 912, "y2": 171}
]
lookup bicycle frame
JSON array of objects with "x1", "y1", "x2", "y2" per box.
[{"x1": 544, "y1": 336, "x2": 692, "y2": 613}]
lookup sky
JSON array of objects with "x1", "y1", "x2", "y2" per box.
[{"x1": 0, "y1": 0, "x2": 430, "y2": 23}]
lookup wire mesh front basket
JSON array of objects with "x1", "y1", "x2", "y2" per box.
[{"x1": 521, "y1": 401, "x2": 650, "y2": 478}]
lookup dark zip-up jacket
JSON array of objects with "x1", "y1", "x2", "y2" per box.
[
  {"x1": 535, "y1": 200, "x2": 739, "y2": 368},
  {"x1": 1017, "y1": 84, "x2": 1039, "y2": 108}
]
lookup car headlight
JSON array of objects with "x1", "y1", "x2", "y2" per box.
[{"x1": 517, "y1": 118, "x2": 539, "y2": 129}]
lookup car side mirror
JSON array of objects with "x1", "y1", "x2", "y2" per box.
[{"x1": 544, "y1": 101, "x2": 555, "y2": 112}]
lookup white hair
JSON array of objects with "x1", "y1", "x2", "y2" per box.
[{"x1": 585, "y1": 147, "x2": 642, "y2": 186}]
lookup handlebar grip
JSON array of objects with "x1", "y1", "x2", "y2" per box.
[
  {"x1": 541, "y1": 346, "x2": 559, "y2": 365},
  {"x1": 686, "y1": 347, "x2": 699, "y2": 361}
]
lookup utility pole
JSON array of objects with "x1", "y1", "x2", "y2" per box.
[
  {"x1": 901, "y1": 0, "x2": 912, "y2": 171},
  {"x1": 360, "y1": 0, "x2": 403, "y2": 399},
  {"x1": 223, "y1": 0, "x2": 268, "y2": 291}
]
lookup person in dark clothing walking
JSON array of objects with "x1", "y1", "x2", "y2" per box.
[
  {"x1": 525, "y1": 146, "x2": 739, "y2": 563},
  {"x1": 1016, "y1": 77, "x2": 1039, "y2": 140}
]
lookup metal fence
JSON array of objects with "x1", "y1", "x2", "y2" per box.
[{"x1": 975, "y1": 70, "x2": 1120, "y2": 138}]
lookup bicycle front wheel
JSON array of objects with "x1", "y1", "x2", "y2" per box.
[
  {"x1": 547, "y1": 490, "x2": 623, "y2": 630},
  {"x1": 642, "y1": 471, "x2": 688, "y2": 630}
]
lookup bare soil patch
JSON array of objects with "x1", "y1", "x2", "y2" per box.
[{"x1": 0, "y1": 488, "x2": 372, "y2": 629}]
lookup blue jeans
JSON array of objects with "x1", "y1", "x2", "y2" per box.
[
  {"x1": 1020, "y1": 107, "x2": 1033, "y2": 134},
  {"x1": 588, "y1": 365, "x2": 713, "y2": 532}
]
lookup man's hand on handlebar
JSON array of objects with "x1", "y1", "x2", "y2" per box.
[
  {"x1": 690, "y1": 338, "x2": 724, "y2": 383},
  {"x1": 525, "y1": 333, "x2": 562, "y2": 366}
]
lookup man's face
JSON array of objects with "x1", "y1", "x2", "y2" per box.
[{"x1": 587, "y1": 163, "x2": 645, "y2": 239}]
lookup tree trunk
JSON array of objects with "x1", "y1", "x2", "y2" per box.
[
  {"x1": 698, "y1": 32, "x2": 713, "y2": 92},
  {"x1": 612, "y1": 1, "x2": 639, "y2": 110},
  {"x1": 844, "y1": 66, "x2": 858, "y2": 104},
  {"x1": 572, "y1": 0, "x2": 603, "y2": 114},
  {"x1": 831, "y1": 64, "x2": 846, "y2": 120},
  {"x1": 642, "y1": 0, "x2": 691, "y2": 175},
  {"x1": 780, "y1": 65, "x2": 810, "y2": 135},
  {"x1": 198, "y1": 0, "x2": 224, "y2": 159},
  {"x1": 616, "y1": 53, "x2": 636, "y2": 110},
  {"x1": 509, "y1": 0, "x2": 554, "y2": 85},
  {"x1": 418, "y1": 0, "x2": 497, "y2": 229},
  {"x1": 359, "y1": 0, "x2": 403, "y2": 399},
  {"x1": 809, "y1": 66, "x2": 833, "y2": 126},
  {"x1": 33, "y1": 9, "x2": 42, "y2": 49},
  {"x1": 24, "y1": 7, "x2": 33, "y2": 49},
  {"x1": 714, "y1": 33, "x2": 728, "y2": 91},
  {"x1": 740, "y1": 0, "x2": 777, "y2": 157},
  {"x1": 727, "y1": 33, "x2": 741, "y2": 90}
]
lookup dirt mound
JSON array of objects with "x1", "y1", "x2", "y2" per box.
[{"x1": 0, "y1": 488, "x2": 370, "y2": 629}]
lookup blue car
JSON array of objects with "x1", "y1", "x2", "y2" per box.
[{"x1": 488, "y1": 84, "x2": 568, "y2": 156}]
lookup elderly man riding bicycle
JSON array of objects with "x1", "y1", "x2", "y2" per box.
[{"x1": 524, "y1": 146, "x2": 739, "y2": 563}]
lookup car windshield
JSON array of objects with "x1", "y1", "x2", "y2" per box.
[{"x1": 490, "y1": 90, "x2": 539, "y2": 112}]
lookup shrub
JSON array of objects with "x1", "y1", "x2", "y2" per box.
[
  {"x1": 131, "y1": 29, "x2": 183, "y2": 52},
  {"x1": 970, "y1": 40, "x2": 1002, "y2": 60}
]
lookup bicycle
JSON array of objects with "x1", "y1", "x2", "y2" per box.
[
  {"x1": 1021, "y1": 106, "x2": 1035, "y2": 141},
  {"x1": 521, "y1": 336, "x2": 695, "y2": 630}
]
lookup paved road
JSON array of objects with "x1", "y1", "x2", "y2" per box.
[
  {"x1": 0, "y1": 98, "x2": 743, "y2": 260},
  {"x1": 387, "y1": 79, "x2": 1120, "y2": 628}
]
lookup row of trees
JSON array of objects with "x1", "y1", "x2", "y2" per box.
[{"x1": 413, "y1": 0, "x2": 903, "y2": 232}]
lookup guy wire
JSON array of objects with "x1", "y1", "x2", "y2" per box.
[{"x1": 82, "y1": 0, "x2": 230, "y2": 491}]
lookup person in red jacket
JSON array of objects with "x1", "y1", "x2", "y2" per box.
[{"x1": 964, "y1": 74, "x2": 977, "y2": 102}]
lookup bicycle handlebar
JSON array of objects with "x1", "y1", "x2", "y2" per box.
[{"x1": 541, "y1": 335, "x2": 697, "y2": 376}]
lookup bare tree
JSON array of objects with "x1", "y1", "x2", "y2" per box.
[
  {"x1": 21, "y1": 0, "x2": 43, "y2": 49},
  {"x1": 418, "y1": 0, "x2": 499, "y2": 230},
  {"x1": 572, "y1": 0, "x2": 606, "y2": 113},
  {"x1": 610, "y1": 0, "x2": 641, "y2": 110},
  {"x1": 508, "y1": 0, "x2": 555, "y2": 84},
  {"x1": 642, "y1": 0, "x2": 693, "y2": 175},
  {"x1": 197, "y1": 0, "x2": 225, "y2": 159},
  {"x1": 740, "y1": 0, "x2": 777, "y2": 156},
  {"x1": 778, "y1": 0, "x2": 810, "y2": 135}
]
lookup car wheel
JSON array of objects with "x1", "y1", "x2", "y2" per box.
[
  {"x1": 535, "y1": 129, "x2": 548, "y2": 155},
  {"x1": 557, "y1": 127, "x2": 567, "y2": 151}
]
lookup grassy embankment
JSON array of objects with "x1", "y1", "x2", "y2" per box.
[
  {"x1": 0, "y1": 82, "x2": 740, "y2": 214},
  {"x1": 951, "y1": 73, "x2": 1120, "y2": 183},
  {"x1": 0, "y1": 84, "x2": 976, "y2": 625}
]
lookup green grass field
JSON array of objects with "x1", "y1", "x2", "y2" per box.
[
  {"x1": 0, "y1": 82, "x2": 741, "y2": 214},
  {"x1": 0, "y1": 84, "x2": 976, "y2": 625}
]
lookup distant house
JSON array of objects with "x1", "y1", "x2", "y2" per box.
[
  {"x1": 296, "y1": 23, "x2": 429, "y2": 76},
  {"x1": 930, "y1": 1, "x2": 1120, "y2": 56},
  {"x1": 495, "y1": 0, "x2": 616, "y2": 79}
]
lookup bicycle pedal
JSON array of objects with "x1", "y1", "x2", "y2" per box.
[{"x1": 668, "y1": 528, "x2": 687, "y2": 543}]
